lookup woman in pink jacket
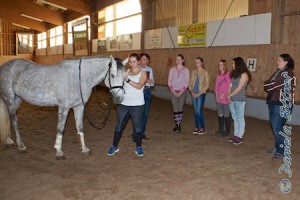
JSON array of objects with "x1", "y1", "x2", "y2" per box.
[{"x1": 214, "y1": 59, "x2": 231, "y2": 137}]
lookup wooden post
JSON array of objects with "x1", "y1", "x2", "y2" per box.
[{"x1": 0, "y1": 98, "x2": 11, "y2": 145}]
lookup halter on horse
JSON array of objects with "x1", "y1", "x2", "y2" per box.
[{"x1": 0, "y1": 55, "x2": 125, "y2": 159}]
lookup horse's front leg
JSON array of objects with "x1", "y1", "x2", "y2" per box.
[
  {"x1": 54, "y1": 107, "x2": 69, "y2": 159},
  {"x1": 73, "y1": 104, "x2": 90, "y2": 155}
]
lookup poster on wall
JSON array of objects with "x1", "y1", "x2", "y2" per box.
[
  {"x1": 118, "y1": 34, "x2": 133, "y2": 50},
  {"x1": 97, "y1": 39, "x2": 107, "y2": 52},
  {"x1": 109, "y1": 37, "x2": 118, "y2": 51},
  {"x1": 72, "y1": 18, "x2": 89, "y2": 56},
  {"x1": 73, "y1": 30, "x2": 89, "y2": 55},
  {"x1": 178, "y1": 23, "x2": 207, "y2": 47},
  {"x1": 149, "y1": 29, "x2": 162, "y2": 48}
]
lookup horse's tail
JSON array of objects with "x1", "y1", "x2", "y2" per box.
[{"x1": 0, "y1": 97, "x2": 11, "y2": 144}]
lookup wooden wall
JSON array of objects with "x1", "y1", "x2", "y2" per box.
[
  {"x1": 31, "y1": 0, "x2": 300, "y2": 104},
  {"x1": 154, "y1": 0, "x2": 248, "y2": 28},
  {"x1": 0, "y1": 20, "x2": 31, "y2": 56},
  {"x1": 34, "y1": 44, "x2": 300, "y2": 103}
]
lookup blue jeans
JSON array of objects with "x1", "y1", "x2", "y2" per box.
[
  {"x1": 229, "y1": 101, "x2": 246, "y2": 139},
  {"x1": 268, "y1": 104, "x2": 291, "y2": 155},
  {"x1": 142, "y1": 89, "x2": 152, "y2": 134},
  {"x1": 113, "y1": 104, "x2": 144, "y2": 147},
  {"x1": 192, "y1": 93, "x2": 206, "y2": 129}
]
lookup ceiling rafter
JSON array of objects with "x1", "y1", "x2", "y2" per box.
[
  {"x1": 0, "y1": 7, "x2": 47, "y2": 32},
  {"x1": 45, "y1": 0, "x2": 91, "y2": 15},
  {"x1": 0, "y1": 0, "x2": 63, "y2": 26}
]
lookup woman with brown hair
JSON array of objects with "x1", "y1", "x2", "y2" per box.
[
  {"x1": 189, "y1": 57, "x2": 210, "y2": 135},
  {"x1": 227, "y1": 57, "x2": 252, "y2": 145},
  {"x1": 214, "y1": 59, "x2": 231, "y2": 137},
  {"x1": 168, "y1": 54, "x2": 190, "y2": 133}
]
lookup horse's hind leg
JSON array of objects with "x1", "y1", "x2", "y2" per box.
[
  {"x1": 73, "y1": 105, "x2": 90, "y2": 154},
  {"x1": 54, "y1": 107, "x2": 70, "y2": 159},
  {"x1": 6, "y1": 97, "x2": 26, "y2": 152}
]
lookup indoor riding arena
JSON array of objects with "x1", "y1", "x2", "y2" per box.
[{"x1": 0, "y1": 0, "x2": 300, "y2": 200}]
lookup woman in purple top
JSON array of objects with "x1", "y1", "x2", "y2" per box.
[
  {"x1": 214, "y1": 59, "x2": 231, "y2": 137},
  {"x1": 168, "y1": 54, "x2": 190, "y2": 133}
]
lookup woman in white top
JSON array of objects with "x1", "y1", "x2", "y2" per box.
[{"x1": 108, "y1": 53, "x2": 147, "y2": 157}]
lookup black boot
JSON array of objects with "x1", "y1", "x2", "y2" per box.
[
  {"x1": 216, "y1": 117, "x2": 224, "y2": 135},
  {"x1": 173, "y1": 124, "x2": 181, "y2": 133},
  {"x1": 222, "y1": 117, "x2": 231, "y2": 137}
]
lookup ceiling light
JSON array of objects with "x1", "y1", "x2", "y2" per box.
[
  {"x1": 21, "y1": 14, "x2": 43, "y2": 22},
  {"x1": 37, "y1": 0, "x2": 67, "y2": 10},
  {"x1": 12, "y1": 23, "x2": 30, "y2": 29}
]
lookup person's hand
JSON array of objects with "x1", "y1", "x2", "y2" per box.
[
  {"x1": 172, "y1": 90, "x2": 178, "y2": 97},
  {"x1": 124, "y1": 75, "x2": 129, "y2": 82},
  {"x1": 227, "y1": 96, "x2": 232, "y2": 103}
]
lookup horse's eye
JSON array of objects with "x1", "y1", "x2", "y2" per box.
[{"x1": 111, "y1": 74, "x2": 115, "y2": 78}]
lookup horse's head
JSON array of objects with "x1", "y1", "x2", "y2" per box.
[{"x1": 104, "y1": 55, "x2": 125, "y2": 104}]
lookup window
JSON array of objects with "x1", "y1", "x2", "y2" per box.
[
  {"x1": 98, "y1": 0, "x2": 142, "y2": 39},
  {"x1": 49, "y1": 26, "x2": 63, "y2": 47},
  {"x1": 18, "y1": 34, "x2": 33, "y2": 47},
  {"x1": 67, "y1": 16, "x2": 90, "y2": 44},
  {"x1": 37, "y1": 32, "x2": 47, "y2": 49}
]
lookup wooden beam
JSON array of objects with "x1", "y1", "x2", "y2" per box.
[
  {"x1": 46, "y1": 0, "x2": 90, "y2": 15},
  {"x1": 0, "y1": 0, "x2": 63, "y2": 26},
  {"x1": 0, "y1": 7, "x2": 47, "y2": 32}
]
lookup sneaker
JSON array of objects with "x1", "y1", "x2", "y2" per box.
[
  {"x1": 198, "y1": 128, "x2": 206, "y2": 135},
  {"x1": 193, "y1": 128, "x2": 199, "y2": 135},
  {"x1": 215, "y1": 130, "x2": 223, "y2": 135},
  {"x1": 228, "y1": 137, "x2": 236, "y2": 143},
  {"x1": 233, "y1": 138, "x2": 243, "y2": 145},
  {"x1": 135, "y1": 146, "x2": 144, "y2": 157},
  {"x1": 107, "y1": 146, "x2": 119, "y2": 156},
  {"x1": 273, "y1": 153, "x2": 283, "y2": 160}
]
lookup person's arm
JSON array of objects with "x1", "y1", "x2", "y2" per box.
[
  {"x1": 148, "y1": 67, "x2": 154, "y2": 85},
  {"x1": 188, "y1": 70, "x2": 194, "y2": 92},
  {"x1": 183, "y1": 68, "x2": 190, "y2": 91},
  {"x1": 168, "y1": 68, "x2": 177, "y2": 96},
  {"x1": 177, "y1": 69, "x2": 190, "y2": 97},
  {"x1": 201, "y1": 71, "x2": 209, "y2": 94},
  {"x1": 126, "y1": 71, "x2": 147, "y2": 89},
  {"x1": 228, "y1": 73, "x2": 248, "y2": 99},
  {"x1": 227, "y1": 82, "x2": 232, "y2": 103},
  {"x1": 264, "y1": 72, "x2": 295, "y2": 93},
  {"x1": 215, "y1": 75, "x2": 219, "y2": 101}
]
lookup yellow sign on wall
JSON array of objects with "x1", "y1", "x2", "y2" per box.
[{"x1": 178, "y1": 23, "x2": 206, "y2": 47}]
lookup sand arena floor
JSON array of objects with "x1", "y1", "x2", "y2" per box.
[{"x1": 0, "y1": 89, "x2": 300, "y2": 200}]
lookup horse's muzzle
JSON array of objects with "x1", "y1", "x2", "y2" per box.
[{"x1": 110, "y1": 87, "x2": 125, "y2": 104}]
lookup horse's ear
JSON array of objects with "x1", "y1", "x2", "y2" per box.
[
  {"x1": 122, "y1": 57, "x2": 129, "y2": 66},
  {"x1": 110, "y1": 55, "x2": 116, "y2": 65}
]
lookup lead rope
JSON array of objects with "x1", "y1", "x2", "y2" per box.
[{"x1": 78, "y1": 59, "x2": 113, "y2": 130}]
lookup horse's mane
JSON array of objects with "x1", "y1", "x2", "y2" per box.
[{"x1": 65, "y1": 56, "x2": 124, "y2": 70}]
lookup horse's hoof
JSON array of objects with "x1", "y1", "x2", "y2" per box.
[
  {"x1": 82, "y1": 151, "x2": 91, "y2": 156},
  {"x1": 6, "y1": 143, "x2": 15, "y2": 148},
  {"x1": 56, "y1": 156, "x2": 66, "y2": 160},
  {"x1": 18, "y1": 149, "x2": 27, "y2": 154}
]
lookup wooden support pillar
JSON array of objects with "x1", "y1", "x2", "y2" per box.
[
  {"x1": 0, "y1": 96, "x2": 11, "y2": 144},
  {"x1": 192, "y1": 0, "x2": 198, "y2": 23},
  {"x1": 271, "y1": 0, "x2": 285, "y2": 44},
  {"x1": 140, "y1": 0, "x2": 153, "y2": 50}
]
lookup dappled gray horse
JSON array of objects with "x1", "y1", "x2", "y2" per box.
[{"x1": 0, "y1": 56, "x2": 125, "y2": 159}]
